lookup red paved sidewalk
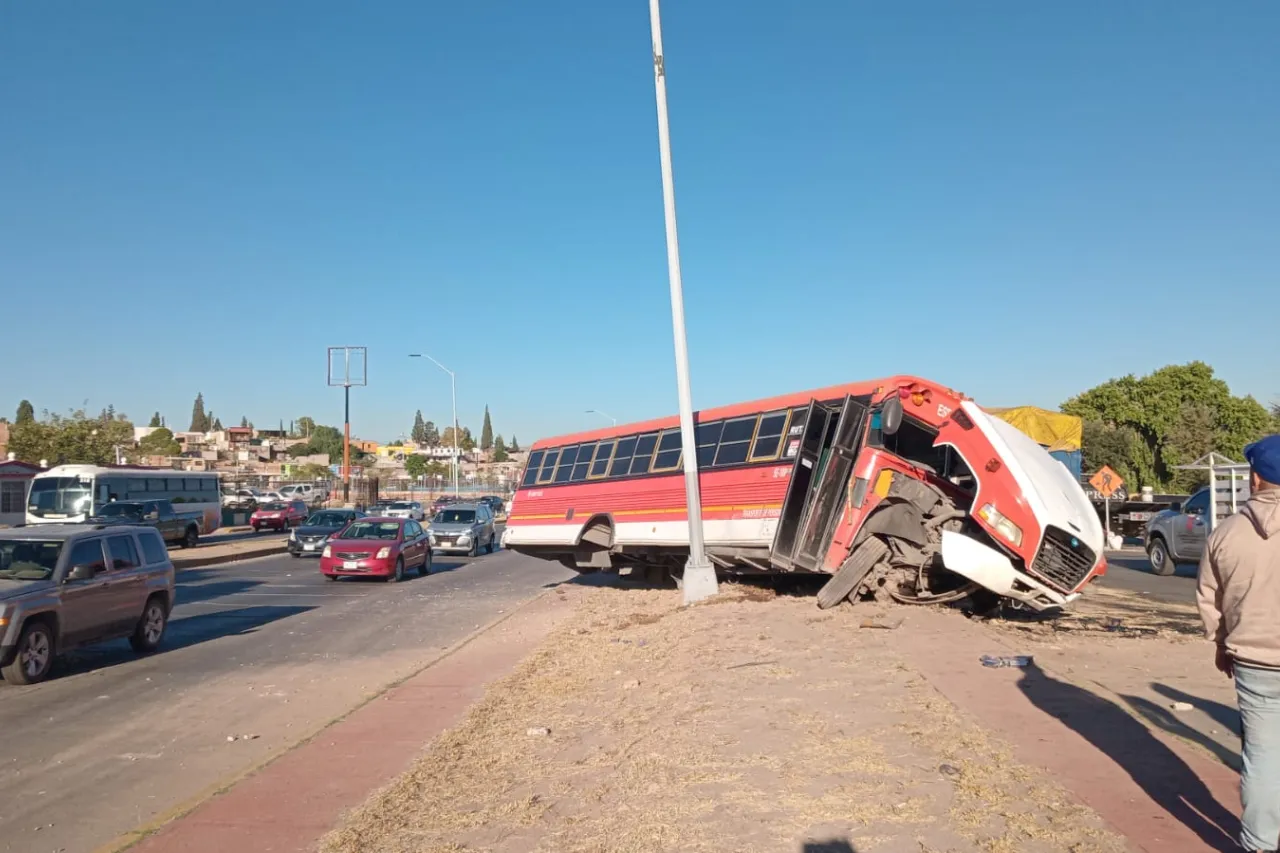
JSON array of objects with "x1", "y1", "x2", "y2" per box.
[
  {"x1": 898, "y1": 610, "x2": 1241, "y2": 853},
  {"x1": 119, "y1": 591, "x2": 573, "y2": 853}
]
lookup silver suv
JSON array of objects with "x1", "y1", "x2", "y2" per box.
[
  {"x1": 428, "y1": 502, "x2": 497, "y2": 557},
  {"x1": 0, "y1": 524, "x2": 176, "y2": 685}
]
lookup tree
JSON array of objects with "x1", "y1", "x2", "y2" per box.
[
  {"x1": 16, "y1": 400, "x2": 35, "y2": 424},
  {"x1": 422, "y1": 420, "x2": 440, "y2": 446},
  {"x1": 190, "y1": 393, "x2": 209, "y2": 432},
  {"x1": 211, "y1": 416, "x2": 224, "y2": 431},
  {"x1": 481, "y1": 406, "x2": 494, "y2": 450},
  {"x1": 1063, "y1": 362, "x2": 1273, "y2": 489},
  {"x1": 411, "y1": 410, "x2": 427, "y2": 444},
  {"x1": 405, "y1": 454, "x2": 429, "y2": 479},
  {"x1": 492, "y1": 435, "x2": 509, "y2": 462},
  {"x1": 148, "y1": 412, "x2": 162, "y2": 428},
  {"x1": 509, "y1": 435, "x2": 520, "y2": 452},
  {"x1": 291, "y1": 462, "x2": 333, "y2": 481},
  {"x1": 297, "y1": 416, "x2": 316, "y2": 438},
  {"x1": 440, "y1": 426, "x2": 477, "y2": 452},
  {"x1": 1164, "y1": 403, "x2": 1217, "y2": 492},
  {"x1": 8, "y1": 408, "x2": 135, "y2": 466},
  {"x1": 138, "y1": 427, "x2": 181, "y2": 457},
  {"x1": 240, "y1": 415, "x2": 250, "y2": 428}
]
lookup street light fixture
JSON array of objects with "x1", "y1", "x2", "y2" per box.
[
  {"x1": 408, "y1": 354, "x2": 459, "y2": 497},
  {"x1": 649, "y1": 0, "x2": 717, "y2": 603},
  {"x1": 585, "y1": 409, "x2": 617, "y2": 426}
]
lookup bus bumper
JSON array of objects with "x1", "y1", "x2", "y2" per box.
[{"x1": 940, "y1": 530, "x2": 1077, "y2": 612}]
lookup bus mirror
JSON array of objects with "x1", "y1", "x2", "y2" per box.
[{"x1": 881, "y1": 398, "x2": 904, "y2": 436}]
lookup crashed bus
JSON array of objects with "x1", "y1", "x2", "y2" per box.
[{"x1": 502, "y1": 376, "x2": 1105, "y2": 611}]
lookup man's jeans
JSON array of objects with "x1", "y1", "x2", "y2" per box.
[{"x1": 1236, "y1": 663, "x2": 1280, "y2": 851}]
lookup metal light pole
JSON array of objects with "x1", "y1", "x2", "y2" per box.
[
  {"x1": 408, "y1": 354, "x2": 459, "y2": 497},
  {"x1": 328, "y1": 347, "x2": 367, "y2": 504},
  {"x1": 649, "y1": 0, "x2": 716, "y2": 603},
  {"x1": 585, "y1": 409, "x2": 617, "y2": 426}
]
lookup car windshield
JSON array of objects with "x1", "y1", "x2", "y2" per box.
[
  {"x1": 390, "y1": 502, "x2": 413, "y2": 509},
  {"x1": 0, "y1": 540, "x2": 62, "y2": 581},
  {"x1": 340, "y1": 521, "x2": 401, "y2": 540},
  {"x1": 95, "y1": 502, "x2": 145, "y2": 518},
  {"x1": 436, "y1": 509, "x2": 476, "y2": 524},
  {"x1": 306, "y1": 512, "x2": 350, "y2": 526},
  {"x1": 260, "y1": 502, "x2": 287, "y2": 511},
  {"x1": 27, "y1": 477, "x2": 93, "y2": 518}
]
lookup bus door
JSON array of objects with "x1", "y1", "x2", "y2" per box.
[{"x1": 769, "y1": 395, "x2": 869, "y2": 572}]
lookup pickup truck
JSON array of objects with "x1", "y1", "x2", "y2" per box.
[
  {"x1": 1144, "y1": 483, "x2": 1249, "y2": 575},
  {"x1": 89, "y1": 500, "x2": 204, "y2": 549}
]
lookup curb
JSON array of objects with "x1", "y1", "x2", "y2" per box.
[
  {"x1": 172, "y1": 539, "x2": 287, "y2": 570},
  {"x1": 97, "y1": 583, "x2": 558, "y2": 853}
]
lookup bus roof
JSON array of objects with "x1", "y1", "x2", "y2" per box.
[
  {"x1": 36, "y1": 464, "x2": 219, "y2": 477},
  {"x1": 529, "y1": 375, "x2": 966, "y2": 451}
]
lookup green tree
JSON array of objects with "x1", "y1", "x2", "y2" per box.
[
  {"x1": 291, "y1": 462, "x2": 333, "y2": 481},
  {"x1": 190, "y1": 393, "x2": 209, "y2": 432},
  {"x1": 148, "y1": 412, "x2": 162, "y2": 428},
  {"x1": 138, "y1": 427, "x2": 181, "y2": 457},
  {"x1": 1063, "y1": 361, "x2": 1272, "y2": 489},
  {"x1": 422, "y1": 420, "x2": 439, "y2": 446},
  {"x1": 16, "y1": 400, "x2": 35, "y2": 424},
  {"x1": 405, "y1": 454, "x2": 429, "y2": 479},
  {"x1": 492, "y1": 435, "x2": 509, "y2": 462},
  {"x1": 297, "y1": 416, "x2": 316, "y2": 438},
  {"x1": 480, "y1": 406, "x2": 494, "y2": 450},
  {"x1": 240, "y1": 415, "x2": 250, "y2": 428},
  {"x1": 411, "y1": 410, "x2": 427, "y2": 444},
  {"x1": 8, "y1": 409, "x2": 135, "y2": 466},
  {"x1": 509, "y1": 435, "x2": 520, "y2": 452},
  {"x1": 211, "y1": 416, "x2": 224, "y2": 431},
  {"x1": 440, "y1": 426, "x2": 477, "y2": 452}
]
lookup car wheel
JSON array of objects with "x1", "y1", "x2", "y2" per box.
[
  {"x1": 130, "y1": 596, "x2": 168, "y2": 653},
  {"x1": 183, "y1": 527, "x2": 199, "y2": 549},
  {"x1": 420, "y1": 551, "x2": 432, "y2": 576},
  {"x1": 1148, "y1": 538, "x2": 1175, "y2": 576},
  {"x1": 468, "y1": 537, "x2": 478, "y2": 558},
  {"x1": 324, "y1": 574, "x2": 338, "y2": 582},
  {"x1": 2, "y1": 620, "x2": 55, "y2": 685},
  {"x1": 391, "y1": 557, "x2": 405, "y2": 583}
]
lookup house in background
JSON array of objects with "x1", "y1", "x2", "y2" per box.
[{"x1": 0, "y1": 457, "x2": 44, "y2": 527}]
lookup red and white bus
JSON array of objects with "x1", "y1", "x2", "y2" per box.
[{"x1": 502, "y1": 376, "x2": 1106, "y2": 612}]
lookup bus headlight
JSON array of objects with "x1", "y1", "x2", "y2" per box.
[{"x1": 978, "y1": 504, "x2": 1023, "y2": 548}]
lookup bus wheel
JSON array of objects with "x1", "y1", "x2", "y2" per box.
[{"x1": 817, "y1": 539, "x2": 889, "y2": 609}]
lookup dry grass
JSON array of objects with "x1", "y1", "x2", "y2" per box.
[
  {"x1": 321, "y1": 582, "x2": 1131, "y2": 853},
  {"x1": 983, "y1": 584, "x2": 1203, "y2": 643}
]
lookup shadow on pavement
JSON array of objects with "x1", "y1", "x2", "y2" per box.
[
  {"x1": 53, "y1": 605, "x2": 315, "y2": 679},
  {"x1": 802, "y1": 841, "x2": 856, "y2": 853},
  {"x1": 1016, "y1": 661, "x2": 1239, "y2": 851},
  {"x1": 175, "y1": 578, "x2": 267, "y2": 605},
  {"x1": 1107, "y1": 553, "x2": 1199, "y2": 579},
  {"x1": 1122, "y1": 690, "x2": 1242, "y2": 772}
]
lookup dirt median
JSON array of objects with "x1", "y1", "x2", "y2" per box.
[{"x1": 322, "y1": 583, "x2": 1130, "y2": 853}]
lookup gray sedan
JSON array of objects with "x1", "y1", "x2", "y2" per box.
[{"x1": 427, "y1": 503, "x2": 497, "y2": 557}]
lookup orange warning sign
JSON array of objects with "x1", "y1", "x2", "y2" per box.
[{"x1": 1089, "y1": 466, "x2": 1124, "y2": 499}]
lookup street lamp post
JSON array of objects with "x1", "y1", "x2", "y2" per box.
[
  {"x1": 649, "y1": 0, "x2": 717, "y2": 603},
  {"x1": 408, "y1": 354, "x2": 459, "y2": 497},
  {"x1": 585, "y1": 409, "x2": 617, "y2": 426}
]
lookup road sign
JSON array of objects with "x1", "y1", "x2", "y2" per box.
[{"x1": 1089, "y1": 466, "x2": 1124, "y2": 499}]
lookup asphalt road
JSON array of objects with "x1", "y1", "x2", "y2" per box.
[
  {"x1": 1096, "y1": 548, "x2": 1199, "y2": 605},
  {"x1": 0, "y1": 543, "x2": 573, "y2": 853}
]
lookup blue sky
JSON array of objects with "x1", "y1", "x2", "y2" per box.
[{"x1": 2, "y1": 2, "x2": 1276, "y2": 445}]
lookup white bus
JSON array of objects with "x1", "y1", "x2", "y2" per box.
[{"x1": 25, "y1": 465, "x2": 223, "y2": 534}]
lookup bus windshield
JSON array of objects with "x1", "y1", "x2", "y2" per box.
[{"x1": 27, "y1": 477, "x2": 92, "y2": 519}]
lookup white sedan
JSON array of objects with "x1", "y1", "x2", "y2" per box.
[{"x1": 382, "y1": 500, "x2": 425, "y2": 521}]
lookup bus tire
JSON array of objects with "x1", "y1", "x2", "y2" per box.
[{"x1": 817, "y1": 538, "x2": 889, "y2": 610}]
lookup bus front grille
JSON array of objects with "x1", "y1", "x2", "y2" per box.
[{"x1": 1029, "y1": 527, "x2": 1096, "y2": 593}]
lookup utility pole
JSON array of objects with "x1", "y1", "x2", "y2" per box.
[
  {"x1": 585, "y1": 409, "x2": 617, "y2": 426},
  {"x1": 327, "y1": 346, "x2": 367, "y2": 504},
  {"x1": 649, "y1": 0, "x2": 716, "y2": 603},
  {"x1": 408, "y1": 353, "x2": 459, "y2": 497}
]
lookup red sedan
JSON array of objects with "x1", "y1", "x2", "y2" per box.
[
  {"x1": 320, "y1": 517, "x2": 432, "y2": 582},
  {"x1": 251, "y1": 500, "x2": 308, "y2": 532}
]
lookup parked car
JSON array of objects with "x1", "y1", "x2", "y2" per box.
[
  {"x1": 258, "y1": 490, "x2": 287, "y2": 504},
  {"x1": 222, "y1": 487, "x2": 262, "y2": 509},
  {"x1": 431, "y1": 495, "x2": 458, "y2": 513},
  {"x1": 89, "y1": 499, "x2": 204, "y2": 549},
  {"x1": 428, "y1": 502, "x2": 498, "y2": 556},
  {"x1": 0, "y1": 523, "x2": 175, "y2": 685},
  {"x1": 383, "y1": 500, "x2": 425, "y2": 521},
  {"x1": 319, "y1": 517, "x2": 431, "y2": 581},
  {"x1": 1144, "y1": 485, "x2": 1246, "y2": 575},
  {"x1": 280, "y1": 483, "x2": 325, "y2": 506},
  {"x1": 251, "y1": 500, "x2": 308, "y2": 532},
  {"x1": 478, "y1": 495, "x2": 506, "y2": 515},
  {"x1": 288, "y1": 508, "x2": 365, "y2": 557}
]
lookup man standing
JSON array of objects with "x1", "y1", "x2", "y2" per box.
[{"x1": 1198, "y1": 435, "x2": 1280, "y2": 853}]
